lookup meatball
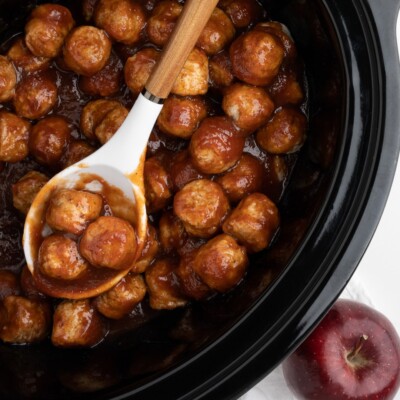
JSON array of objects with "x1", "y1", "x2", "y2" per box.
[
  {"x1": 25, "y1": 4, "x2": 75, "y2": 58},
  {"x1": 0, "y1": 55, "x2": 17, "y2": 102},
  {"x1": 189, "y1": 116, "x2": 244, "y2": 174},
  {"x1": 176, "y1": 253, "x2": 212, "y2": 300},
  {"x1": 173, "y1": 179, "x2": 230, "y2": 238},
  {"x1": 63, "y1": 26, "x2": 112, "y2": 76},
  {"x1": 46, "y1": 189, "x2": 103, "y2": 235},
  {"x1": 222, "y1": 83, "x2": 275, "y2": 134},
  {"x1": 269, "y1": 70, "x2": 304, "y2": 107},
  {"x1": 192, "y1": 234, "x2": 248, "y2": 292},
  {"x1": 124, "y1": 47, "x2": 160, "y2": 95},
  {"x1": 157, "y1": 95, "x2": 207, "y2": 139},
  {"x1": 255, "y1": 22, "x2": 297, "y2": 63},
  {"x1": 7, "y1": 37, "x2": 50, "y2": 73},
  {"x1": 197, "y1": 8, "x2": 235, "y2": 55},
  {"x1": 144, "y1": 156, "x2": 173, "y2": 213},
  {"x1": 230, "y1": 29, "x2": 284, "y2": 86},
  {"x1": 94, "y1": 0, "x2": 146, "y2": 45},
  {"x1": 12, "y1": 171, "x2": 48, "y2": 214},
  {"x1": 171, "y1": 48, "x2": 209, "y2": 96},
  {"x1": 80, "y1": 216, "x2": 137, "y2": 270},
  {"x1": 222, "y1": 193, "x2": 280, "y2": 253},
  {"x1": 256, "y1": 107, "x2": 307, "y2": 154},
  {"x1": 62, "y1": 139, "x2": 95, "y2": 168},
  {"x1": 13, "y1": 73, "x2": 58, "y2": 120},
  {"x1": 132, "y1": 224, "x2": 159, "y2": 273},
  {"x1": 0, "y1": 270, "x2": 20, "y2": 299},
  {"x1": 146, "y1": 0, "x2": 182, "y2": 47},
  {"x1": 79, "y1": 52, "x2": 123, "y2": 97},
  {"x1": 209, "y1": 50, "x2": 234, "y2": 89},
  {"x1": 38, "y1": 234, "x2": 89, "y2": 280},
  {"x1": 145, "y1": 258, "x2": 187, "y2": 310},
  {"x1": 94, "y1": 273, "x2": 146, "y2": 319},
  {"x1": 0, "y1": 111, "x2": 30, "y2": 163},
  {"x1": 29, "y1": 116, "x2": 71, "y2": 166},
  {"x1": 80, "y1": 99, "x2": 123, "y2": 141},
  {"x1": 51, "y1": 299, "x2": 106, "y2": 347},
  {"x1": 159, "y1": 211, "x2": 188, "y2": 254},
  {"x1": 216, "y1": 153, "x2": 264, "y2": 203},
  {"x1": 170, "y1": 149, "x2": 207, "y2": 191},
  {"x1": 93, "y1": 104, "x2": 128, "y2": 144},
  {"x1": 0, "y1": 296, "x2": 51, "y2": 344},
  {"x1": 219, "y1": 0, "x2": 263, "y2": 28}
]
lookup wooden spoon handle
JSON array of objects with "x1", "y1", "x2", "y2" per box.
[{"x1": 145, "y1": 0, "x2": 219, "y2": 100}]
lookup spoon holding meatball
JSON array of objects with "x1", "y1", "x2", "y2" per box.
[{"x1": 23, "y1": 0, "x2": 220, "y2": 299}]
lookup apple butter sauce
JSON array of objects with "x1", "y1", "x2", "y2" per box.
[{"x1": 0, "y1": 0, "x2": 308, "y2": 348}]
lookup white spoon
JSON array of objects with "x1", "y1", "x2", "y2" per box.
[{"x1": 23, "y1": 0, "x2": 219, "y2": 299}]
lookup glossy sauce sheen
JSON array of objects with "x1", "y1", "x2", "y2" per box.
[{"x1": 0, "y1": 0, "x2": 306, "y2": 345}]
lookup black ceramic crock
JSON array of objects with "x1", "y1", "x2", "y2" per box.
[{"x1": 1, "y1": 0, "x2": 400, "y2": 399}]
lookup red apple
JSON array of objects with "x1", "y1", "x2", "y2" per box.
[{"x1": 282, "y1": 299, "x2": 400, "y2": 400}]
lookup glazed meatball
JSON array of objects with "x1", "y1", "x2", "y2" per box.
[
  {"x1": 94, "y1": 104, "x2": 128, "y2": 144},
  {"x1": 171, "y1": 48, "x2": 209, "y2": 96},
  {"x1": 25, "y1": 4, "x2": 75, "y2": 58},
  {"x1": 13, "y1": 73, "x2": 58, "y2": 120},
  {"x1": 173, "y1": 179, "x2": 230, "y2": 238},
  {"x1": 51, "y1": 299, "x2": 106, "y2": 347},
  {"x1": 230, "y1": 29, "x2": 284, "y2": 86},
  {"x1": 156, "y1": 95, "x2": 207, "y2": 139},
  {"x1": 79, "y1": 52, "x2": 123, "y2": 97},
  {"x1": 209, "y1": 50, "x2": 234, "y2": 89},
  {"x1": 145, "y1": 258, "x2": 187, "y2": 310},
  {"x1": 223, "y1": 193, "x2": 280, "y2": 253},
  {"x1": 62, "y1": 139, "x2": 95, "y2": 168},
  {"x1": 189, "y1": 116, "x2": 244, "y2": 174},
  {"x1": 132, "y1": 224, "x2": 159, "y2": 273},
  {"x1": 192, "y1": 234, "x2": 248, "y2": 292},
  {"x1": 0, "y1": 111, "x2": 30, "y2": 163},
  {"x1": 0, "y1": 55, "x2": 17, "y2": 102},
  {"x1": 146, "y1": 0, "x2": 182, "y2": 46},
  {"x1": 176, "y1": 253, "x2": 212, "y2": 300},
  {"x1": 29, "y1": 116, "x2": 71, "y2": 166},
  {"x1": 159, "y1": 211, "x2": 188, "y2": 254},
  {"x1": 124, "y1": 47, "x2": 160, "y2": 95},
  {"x1": 0, "y1": 270, "x2": 20, "y2": 299},
  {"x1": 216, "y1": 153, "x2": 264, "y2": 203},
  {"x1": 144, "y1": 156, "x2": 173, "y2": 213},
  {"x1": 222, "y1": 83, "x2": 275, "y2": 133},
  {"x1": 256, "y1": 107, "x2": 307, "y2": 154},
  {"x1": 197, "y1": 8, "x2": 235, "y2": 55},
  {"x1": 46, "y1": 189, "x2": 103, "y2": 235},
  {"x1": 12, "y1": 171, "x2": 48, "y2": 214},
  {"x1": 95, "y1": 0, "x2": 145, "y2": 45},
  {"x1": 38, "y1": 234, "x2": 89, "y2": 280},
  {"x1": 94, "y1": 273, "x2": 146, "y2": 319},
  {"x1": 269, "y1": 70, "x2": 304, "y2": 107},
  {"x1": 0, "y1": 296, "x2": 51, "y2": 344},
  {"x1": 63, "y1": 26, "x2": 112, "y2": 76},
  {"x1": 219, "y1": 0, "x2": 263, "y2": 28},
  {"x1": 255, "y1": 22, "x2": 297, "y2": 63},
  {"x1": 170, "y1": 150, "x2": 207, "y2": 191},
  {"x1": 80, "y1": 99, "x2": 123, "y2": 141},
  {"x1": 7, "y1": 37, "x2": 50, "y2": 73},
  {"x1": 80, "y1": 216, "x2": 137, "y2": 270}
]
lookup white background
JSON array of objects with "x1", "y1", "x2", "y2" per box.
[{"x1": 242, "y1": 10, "x2": 400, "y2": 400}]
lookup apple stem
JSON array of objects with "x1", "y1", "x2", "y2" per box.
[{"x1": 347, "y1": 334, "x2": 369, "y2": 361}]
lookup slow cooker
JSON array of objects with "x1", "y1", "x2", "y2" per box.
[{"x1": 0, "y1": 0, "x2": 400, "y2": 399}]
